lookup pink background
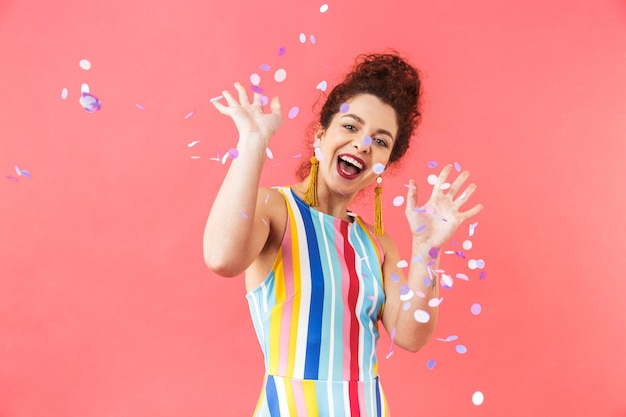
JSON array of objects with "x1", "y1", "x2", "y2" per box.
[{"x1": 2, "y1": 0, "x2": 626, "y2": 416}]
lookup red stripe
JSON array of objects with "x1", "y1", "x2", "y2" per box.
[
  {"x1": 349, "y1": 380, "x2": 361, "y2": 417},
  {"x1": 341, "y1": 222, "x2": 361, "y2": 381}
]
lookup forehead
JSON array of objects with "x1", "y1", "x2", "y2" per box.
[{"x1": 338, "y1": 94, "x2": 398, "y2": 136}]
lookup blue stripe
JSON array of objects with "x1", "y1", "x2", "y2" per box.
[
  {"x1": 265, "y1": 375, "x2": 281, "y2": 417},
  {"x1": 294, "y1": 195, "x2": 325, "y2": 379},
  {"x1": 375, "y1": 377, "x2": 382, "y2": 416}
]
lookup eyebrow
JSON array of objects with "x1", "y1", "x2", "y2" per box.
[{"x1": 342, "y1": 114, "x2": 395, "y2": 141}]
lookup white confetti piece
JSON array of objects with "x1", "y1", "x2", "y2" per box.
[
  {"x1": 274, "y1": 68, "x2": 287, "y2": 82},
  {"x1": 320, "y1": 3, "x2": 329, "y2": 13},
  {"x1": 396, "y1": 260, "x2": 408, "y2": 268},
  {"x1": 472, "y1": 391, "x2": 484, "y2": 406},
  {"x1": 187, "y1": 140, "x2": 200, "y2": 147},
  {"x1": 79, "y1": 59, "x2": 91, "y2": 70}
]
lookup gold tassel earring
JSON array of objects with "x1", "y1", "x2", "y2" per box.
[
  {"x1": 375, "y1": 176, "x2": 384, "y2": 236},
  {"x1": 303, "y1": 155, "x2": 319, "y2": 207}
]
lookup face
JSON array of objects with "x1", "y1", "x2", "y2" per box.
[{"x1": 315, "y1": 93, "x2": 398, "y2": 197}]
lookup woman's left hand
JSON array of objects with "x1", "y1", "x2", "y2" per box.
[{"x1": 405, "y1": 165, "x2": 483, "y2": 246}]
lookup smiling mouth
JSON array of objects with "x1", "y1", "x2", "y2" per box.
[{"x1": 337, "y1": 154, "x2": 365, "y2": 179}]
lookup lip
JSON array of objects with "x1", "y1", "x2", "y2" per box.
[{"x1": 336, "y1": 153, "x2": 367, "y2": 180}]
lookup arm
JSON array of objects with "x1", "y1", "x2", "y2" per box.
[
  {"x1": 381, "y1": 165, "x2": 483, "y2": 352},
  {"x1": 203, "y1": 83, "x2": 283, "y2": 277}
]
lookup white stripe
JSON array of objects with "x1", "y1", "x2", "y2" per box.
[
  {"x1": 273, "y1": 376, "x2": 290, "y2": 416},
  {"x1": 319, "y1": 210, "x2": 338, "y2": 380}
]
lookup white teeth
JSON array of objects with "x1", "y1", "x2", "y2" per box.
[{"x1": 339, "y1": 155, "x2": 363, "y2": 170}]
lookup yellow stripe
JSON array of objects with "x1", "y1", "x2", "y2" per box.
[
  {"x1": 283, "y1": 378, "x2": 298, "y2": 416},
  {"x1": 302, "y1": 378, "x2": 319, "y2": 417},
  {"x1": 268, "y1": 248, "x2": 284, "y2": 374}
]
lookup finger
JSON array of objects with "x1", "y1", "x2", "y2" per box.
[
  {"x1": 455, "y1": 183, "x2": 477, "y2": 206},
  {"x1": 221, "y1": 88, "x2": 239, "y2": 107},
  {"x1": 234, "y1": 82, "x2": 250, "y2": 105},
  {"x1": 252, "y1": 91, "x2": 263, "y2": 106},
  {"x1": 270, "y1": 96, "x2": 282, "y2": 118},
  {"x1": 461, "y1": 203, "x2": 484, "y2": 221},
  {"x1": 447, "y1": 170, "x2": 470, "y2": 197},
  {"x1": 405, "y1": 179, "x2": 418, "y2": 214},
  {"x1": 431, "y1": 165, "x2": 452, "y2": 197},
  {"x1": 211, "y1": 99, "x2": 229, "y2": 114}
]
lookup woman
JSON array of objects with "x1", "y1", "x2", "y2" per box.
[{"x1": 204, "y1": 52, "x2": 483, "y2": 416}]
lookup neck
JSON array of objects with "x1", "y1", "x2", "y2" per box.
[{"x1": 293, "y1": 177, "x2": 356, "y2": 220}]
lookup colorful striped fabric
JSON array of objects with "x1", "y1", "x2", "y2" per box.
[{"x1": 246, "y1": 187, "x2": 390, "y2": 416}]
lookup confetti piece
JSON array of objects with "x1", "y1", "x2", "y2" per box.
[
  {"x1": 299, "y1": 33, "x2": 306, "y2": 43},
  {"x1": 441, "y1": 274, "x2": 453, "y2": 289},
  {"x1": 412, "y1": 255, "x2": 423, "y2": 263},
  {"x1": 414, "y1": 309, "x2": 430, "y2": 323},
  {"x1": 471, "y1": 303, "x2": 482, "y2": 315},
  {"x1": 396, "y1": 260, "x2": 408, "y2": 268},
  {"x1": 250, "y1": 73, "x2": 261, "y2": 85},
  {"x1": 392, "y1": 196, "x2": 404, "y2": 207},
  {"x1": 385, "y1": 348, "x2": 395, "y2": 359},
  {"x1": 362, "y1": 136, "x2": 372, "y2": 146},
  {"x1": 61, "y1": 88, "x2": 68, "y2": 100},
  {"x1": 278, "y1": 46, "x2": 286, "y2": 56},
  {"x1": 468, "y1": 259, "x2": 477, "y2": 270},
  {"x1": 462, "y1": 240, "x2": 473, "y2": 250},
  {"x1": 469, "y1": 222, "x2": 478, "y2": 236},
  {"x1": 260, "y1": 64, "x2": 271, "y2": 71},
  {"x1": 368, "y1": 295, "x2": 375, "y2": 301},
  {"x1": 261, "y1": 217, "x2": 268, "y2": 226},
  {"x1": 455, "y1": 273, "x2": 469, "y2": 281},
  {"x1": 444, "y1": 250, "x2": 456, "y2": 255},
  {"x1": 415, "y1": 290, "x2": 425, "y2": 298},
  {"x1": 135, "y1": 103, "x2": 146, "y2": 111},
  {"x1": 291, "y1": 153, "x2": 302, "y2": 158},
  {"x1": 187, "y1": 140, "x2": 200, "y2": 147},
  {"x1": 320, "y1": 3, "x2": 329, "y2": 12},
  {"x1": 239, "y1": 212, "x2": 248, "y2": 219},
  {"x1": 427, "y1": 160, "x2": 438, "y2": 168},
  {"x1": 79, "y1": 59, "x2": 91, "y2": 70},
  {"x1": 426, "y1": 359, "x2": 436, "y2": 370},
  {"x1": 184, "y1": 110, "x2": 195, "y2": 119},
  {"x1": 251, "y1": 85, "x2": 264, "y2": 94},
  {"x1": 316, "y1": 80, "x2": 327, "y2": 91},
  {"x1": 79, "y1": 92, "x2": 101, "y2": 113},
  {"x1": 372, "y1": 163, "x2": 385, "y2": 174},
  {"x1": 428, "y1": 247, "x2": 439, "y2": 258},
  {"x1": 209, "y1": 95, "x2": 223, "y2": 102},
  {"x1": 429, "y1": 297, "x2": 444, "y2": 307},
  {"x1": 455, "y1": 344, "x2": 468, "y2": 354},
  {"x1": 314, "y1": 147, "x2": 325, "y2": 161},
  {"x1": 415, "y1": 225, "x2": 426, "y2": 233},
  {"x1": 440, "y1": 182, "x2": 451, "y2": 190},
  {"x1": 437, "y1": 335, "x2": 458, "y2": 342},
  {"x1": 479, "y1": 271, "x2": 487, "y2": 280},
  {"x1": 274, "y1": 68, "x2": 287, "y2": 82},
  {"x1": 399, "y1": 289, "x2": 414, "y2": 302},
  {"x1": 454, "y1": 161, "x2": 462, "y2": 172},
  {"x1": 7, "y1": 176, "x2": 18, "y2": 181},
  {"x1": 81, "y1": 83, "x2": 90, "y2": 93},
  {"x1": 260, "y1": 96, "x2": 269, "y2": 106},
  {"x1": 404, "y1": 182, "x2": 417, "y2": 190},
  {"x1": 310, "y1": 34, "x2": 316, "y2": 44},
  {"x1": 228, "y1": 148, "x2": 239, "y2": 159},
  {"x1": 403, "y1": 302, "x2": 411, "y2": 311},
  {"x1": 266, "y1": 148, "x2": 274, "y2": 159},
  {"x1": 472, "y1": 391, "x2": 484, "y2": 406},
  {"x1": 288, "y1": 106, "x2": 299, "y2": 119},
  {"x1": 221, "y1": 153, "x2": 229, "y2": 164},
  {"x1": 15, "y1": 165, "x2": 32, "y2": 178},
  {"x1": 455, "y1": 250, "x2": 466, "y2": 259},
  {"x1": 390, "y1": 272, "x2": 400, "y2": 283},
  {"x1": 476, "y1": 259, "x2": 486, "y2": 269},
  {"x1": 427, "y1": 174, "x2": 438, "y2": 185},
  {"x1": 190, "y1": 156, "x2": 201, "y2": 159},
  {"x1": 339, "y1": 103, "x2": 349, "y2": 113}
]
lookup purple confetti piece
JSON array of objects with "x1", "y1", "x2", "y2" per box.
[
  {"x1": 7, "y1": 176, "x2": 18, "y2": 181},
  {"x1": 436, "y1": 335, "x2": 458, "y2": 342},
  {"x1": 278, "y1": 46, "x2": 286, "y2": 56},
  {"x1": 310, "y1": 34, "x2": 316, "y2": 44},
  {"x1": 427, "y1": 160, "x2": 438, "y2": 168},
  {"x1": 411, "y1": 256, "x2": 423, "y2": 263},
  {"x1": 390, "y1": 272, "x2": 400, "y2": 283},
  {"x1": 251, "y1": 85, "x2": 264, "y2": 94},
  {"x1": 61, "y1": 88, "x2": 68, "y2": 100},
  {"x1": 15, "y1": 165, "x2": 32, "y2": 178},
  {"x1": 135, "y1": 103, "x2": 146, "y2": 111},
  {"x1": 362, "y1": 136, "x2": 372, "y2": 146},
  {"x1": 291, "y1": 154, "x2": 302, "y2": 159},
  {"x1": 428, "y1": 247, "x2": 439, "y2": 258},
  {"x1": 316, "y1": 80, "x2": 327, "y2": 91},
  {"x1": 227, "y1": 148, "x2": 239, "y2": 159},
  {"x1": 426, "y1": 359, "x2": 436, "y2": 370},
  {"x1": 415, "y1": 225, "x2": 427, "y2": 234},
  {"x1": 455, "y1": 251, "x2": 466, "y2": 259},
  {"x1": 479, "y1": 271, "x2": 487, "y2": 280},
  {"x1": 288, "y1": 106, "x2": 299, "y2": 119},
  {"x1": 260, "y1": 64, "x2": 271, "y2": 71},
  {"x1": 79, "y1": 92, "x2": 101, "y2": 113},
  {"x1": 184, "y1": 110, "x2": 195, "y2": 119},
  {"x1": 455, "y1": 344, "x2": 468, "y2": 354},
  {"x1": 260, "y1": 96, "x2": 269, "y2": 106},
  {"x1": 454, "y1": 161, "x2": 461, "y2": 172},
  {"x1": 239, "y1": 212, "x2": 248, "y2": 219},
  {"x1": 471, "y1": 303, "x2": 482, "y2": 315},
  {"x1": 339, "y1": 102, "x2": 349, "y2": 113},
  {"x1": 402, "y1": 302, "x2": 411, "y2": 311}
]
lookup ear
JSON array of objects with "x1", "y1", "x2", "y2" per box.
[{"x1": 314, "y1": 124, "x2": 325, "y2": 141}]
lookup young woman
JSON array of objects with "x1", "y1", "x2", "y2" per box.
[{"x1": 204, "y1": 52, "x2": 483, "y2": 416}]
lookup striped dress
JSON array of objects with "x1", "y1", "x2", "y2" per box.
[{"x1": 246, "y1": 187, "x2": 390, "y2": 416}]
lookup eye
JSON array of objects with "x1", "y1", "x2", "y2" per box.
[
  {"x1": 374, "y1": 137, "x2": 389, "y2": 148},
  {"x1": 343, "y1": 124, "x2": 357, "y2": 131}
]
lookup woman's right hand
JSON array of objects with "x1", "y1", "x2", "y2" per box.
[{"x1": 211, "y1": 82, "x2": 283, "y2": 148}]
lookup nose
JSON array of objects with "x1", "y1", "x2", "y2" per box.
[{"x1": 353, "y1": 135, "x2": 372, "y2": 153}]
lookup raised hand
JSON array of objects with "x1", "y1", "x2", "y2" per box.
[
  {"x1": 405, "y1": 165, "x2": 483, "y2": 246},
  {"x1": 211, "y1": 82, "x2": 283, "y2": 147}
]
